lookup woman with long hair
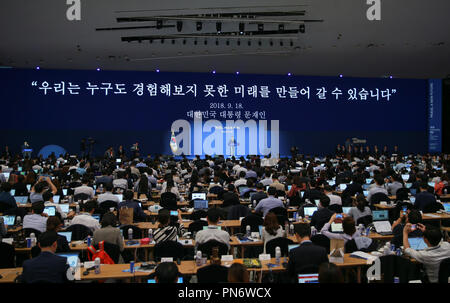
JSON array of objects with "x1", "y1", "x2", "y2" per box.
[{"x1": 261, "y1": 212, "x2": 284, "y2": 253}]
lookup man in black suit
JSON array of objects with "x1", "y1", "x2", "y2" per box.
[
  {"x1": 310, "y1": 195, "x2": 334, "y2": 231},
  {"x1": 288, "y1": 223, "x2": 329, "y2": 282},
  {"x1": 22, "y1": 231, "x2": 70, "y2": 283},
  {"x1": 414, "y1": 182, "x2": 437, "y2": 212}
]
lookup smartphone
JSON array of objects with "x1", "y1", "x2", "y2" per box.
[
  {"x1": 170, "y1": 210, "x2": 178, "y2": 216},
  {"x1": 410, "y1": 224, "x2": 416, "y2": 231},
  {"x1": 336, "y1": 214, "x2": 343, "y2": 219}
]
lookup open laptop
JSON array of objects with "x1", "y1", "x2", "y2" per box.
[
  {"x1": 408, "y1": 237, "x2": 427, "y2": 251},
  {"x1": 238, "y1": 186, "x2": 249, "y2": 195},
  {"x1": 303, "y1": 206, "x2": 317, "y2": 217},
  {"x1": 366, "y1": 178, "x2": 373, "y2": 184},
  {"x1": 192, "y1": 192, "x2": 206, "y2": 200},
  {"x1": 328, "y1": 180, "x2": 335, "y2": 186},
  {"x1": 58, "y1": 231, "x2": 72, "y2": 242},
  {"x1": 428, "y1": 182, "x2": 435, "y2": 188},
  {"x1": 10, "y1": 189, "x2": 15, "y2": 196},
  {"x1": 372, "y1": 210, "x2": 392, "y2": 235},
  {"x1": 59, "y1": 204, "x2": 70, "y2": 214},
  {"x1": 44, "y1": 206, "x2": 56, "y2": 216},
  {"x1": 62, "y1": 189, "x2": 68, "y2": 196},
  {"x1": 342, "y1": 207, "x2": 351, "y2": 214},
  {"x1": 339, "y1": 184, "x2": 347, "y2": 191},
  {"x1": 114, "y1": 194, "x2": 123, "y2": 202},
  {"x1": 331, "y1": 222, "x2": 344, "y2": 233},
  {"x1": 53, "y1": 195, "x2": 60, "y2": 203},
  {"x1": 92, "y1": 214, "x2": 101, "y2": 221},
  {"x1": 443, "y1": 203, "x2": 450, "y2": 213},
  {"x1": 56, "y1": 252, "x2": 79, "y2": 268},
  {"x1": 194, "y1": 200, "x2": 208, "y2": 210},
  {"x1": 401, "y1": 174, "x2": 410, "y2": 181},
  {"x1": 298, "y1": 273, "x2": 319, "y2": 283},
  {"x1": 14, "y1": 196, "x2": 28, "y2": 204},
  {"x1": 2, "y1": 215, "x2": 15, "y2": 226}
]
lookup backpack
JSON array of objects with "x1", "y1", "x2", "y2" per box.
[{"x1": 87, "y1": 241, "x2": 115, "y2": 264}]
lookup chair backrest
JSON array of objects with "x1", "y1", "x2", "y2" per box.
[
  {"x1": 310, "y1": 234, "x2": 330, "y2": 254},
  {"x1": 0, "y1": 242, "x2": 15, "y2": 268},
  {"x1": 100, "y1": 200, "x2": 119, "y2": 210},
  {"x1": 154, "y1": 240, "x2": 184, "y2": 261},
  {"x1": 344, "y1": 239, "x2": 358, "y2": 254},
  {"x1": 240, "y1": 214, "x2": 264, "y2": 233},
  {"x1": 395, "y1": 188, "x2": 409, "y2": 201},
  {"x1": 23, "y1": 228, "x2": 42, "y2": 238},
  {"x1": 356, "y1": 215, "x2": 373, "y2": 227},
  {"x1": 197, "y1": 264, "x2": 229, "y2": 283},
  {"x1": 65, "y1": 224, "x2": 93, "y2": 241},
  {"x1": 120, "y1": 224, "x2": 143, "y2": 239},
  {"x1": 423, "y1": 202, "x2": 444, "y2": 213},
  {"x1": 94, "y1": 242, "x2": 121, "y2": 264},
  {"x1": 369, "y1": 192, "x2": 390, "y2": 206},
  {"x1": 227, "y1": 204, "x2": 250, "y2": 220},
  {"x1": 160, "y1": 192, "x2": 177, "y2": 210},
  {"x1": 265, "y1": 237, "x2": 294, "y2": 258},
  {"x1": 190, "y1": 210, "x2": 208, "y2": 221},
  {"x1": 197, "y1": 240, "x2": 229, "y2": 258},
  {"x1": 188, "y1": 220, "x2": 209, "y2": 234},
  {"x1": 209, "y1": 186, "x2": 224, "y2": 195},
  {"x1": 73, "y1": 193, "x2": 90, "y2": 202},
  {"x1": 328, "y1": 204, "x2": 343, "y2": 214},
  {"x1": 268, "y1": 207, "x2": 288, "y2": 226},
  {"x1": 438, "y1": 257, "x2": 450, "y2": 284}
]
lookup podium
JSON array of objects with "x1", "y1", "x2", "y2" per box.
[{"x1": 22, "y1": 148, "x2": 32, "y2": 158}]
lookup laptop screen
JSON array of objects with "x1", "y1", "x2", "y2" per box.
[
  {"x1": 62, "y1": 189, "x2": 68, "y2": 196},
  {"x1": 443, "y1": 203, "x2": 450, "y2": 212},
  {"x1": 59, "y1": 204, "x2": 70, "y2": 213},
  {"x1": 287, "y1": 185, "x2": 292, "y2": 191},
  {"x1": 10, "y1": 189, "x2": 15, "y2": 196},
  {"x1": 366, "y1": 178, "x2": 373, "y2": 184},
  {"x1": 2, "y1": 215, "x2": 15, "y2": 226},
  {"x1": 92, "y1": 214, "x2": 101, "y2": 221},
  {"x1": 304, "y1": 207, "x2": 317, "y2": 217},
  {"x1": 26, "y1": 184, "x2": 31, "y2": 191},
  {"x1": 238, "y1": 186, "x2": 249, "y2": 195},
  {"x1": 328, "y1": 180, "x2": 335, "y2": 186},
  {"x1": 53, "y1": 195, "x2": 60, "y2": 203},
  {"x1": 339, "y1": 184, "x2": 347, "y2": 191},
  {"x1": 408, "y1": 237, "x2": 427, "y2": 251},
  {"x1": 372, "y1": 210, "x2": 389, "y2": 221},
  {"x1": 401, "y1": 174, "x2": 409, "y2": 181},
  {"x1": 298, "y1": 274, "x2": 319, "y2": 283},
  {"x1": 331, "y1": 222, "x2": 343, "y2": 233},
  {"x1": 288, "y1": 244, "x2": 299, "y2": 251},
  {"x1": 14, "y1": 196, "x2": 28, "y2": 204},
  {"x1": 363, "y1": 191, "x2": 369, "y2": 197},
  {"x1": 148, "y1": 277, "x2": 183, "y2": 283},
  {"x1": 44, "y1": 206, "x2": 56, "y2": 216},
  {"x1": 258, "y1": 225, "x2": 263, "y2": 235},
  {"x1": 192, "y1": 193, "x2": 206, "y2": 200},
  {"x1": 3, "y1": 172, "x2": 10, "y2": 180},
  {"x1": 114, "y1": 194, "x2": 123, "y2": 202},
  {"x1": 194, "y1": 200, "x2": 208, "y2": 210},
  {"x1": 428, "y1": 182, "x2": 435, "y2": 188},
  {"x1": 56, "y1": 253, "x2": 79, "y2": 267},
  {"x1": 342, "y1": 207, "x2": 351, "y2": 214},
  {"x1": 58, "y1": 232, "x2": 72, "y2": 243}
]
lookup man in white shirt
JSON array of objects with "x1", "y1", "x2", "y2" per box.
[
  {"x1": 255, "y1": 187, "x2": 284, "y2": 217},
  {"x1": 70, "y1": 201, "x2": 101, "y2": 232},
  {"x1": 403, "y1": 223, "x2": 450, "y2": 283},
  {"x1": 234, "y1": 171, "x2": 248, "y2": 188},
  {"x1": 74, "y1": 177, "x2": 94, "y2": 199},
  {"x1": 23, "y1": 201, "x2": 48, "y2": 233},
  {"x1": 324, "y1": 185, "x2": 342, "y2": 205},
  {"x1": 113, "y1": 171, "x2": 128, "y2": 190},
  {"x1": 367, "y1": 176, "x2": 389, "y2": 203},
  {"x1": 42, "y1": 191, "x2": 75, "y2": 220},
  {"x1": 97, "y1": 184, "x2": 120, "y2": 204},
  {"x1": 195, "y1": 208, "x2": 230, "y2": 250}
]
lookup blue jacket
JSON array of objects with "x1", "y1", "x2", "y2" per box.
[{"x1": 22, "y1": 251, "x2": 70, "y2": 283}]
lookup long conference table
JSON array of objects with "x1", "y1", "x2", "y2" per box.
[{"x1": 0, "y1": 254, "x2": 372, "y2": 283}]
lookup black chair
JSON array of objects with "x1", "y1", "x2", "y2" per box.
[
  {"x1": 423, "y1": 202, "x2": 444, "y2": 213},
  {"x1": 190, "y1": 210, "x2": 207, "y2": 221},
  {"x1": 197, "y1": 264, "x2": 229, "y2": 283},
  {"x1": 311, "y1": 234, "x2": 330, "y2": 254},
  {"x1": 65, "y1": 224, "x2": 92, "y2": 241},
  {"x1": 120, "y1": 225, "x2": 142, "y2": 239},
  {"x1": 160, "y1": 192, "x2": 177, "y2": 210},
  {"x1": 288, "y1": 191, "x2": 302, "y2": 207},
  {"x1": 265, "y1": 237, "x2": 294, "y2": 258},
  {"x1": 268, "y1": 207, "x2": 288, "y2": 226},
  {"x1": 395, "y1": 188, "x2": 410, "y2": 201},
  {"x1": 356, "y1": 215, "x2": 373, "y2": 227},
  {"x1": 73, "y1": 193, "x2": 90, "y2": 202},
  {"x1": 154, "y1": 240, "x2": 184, "y2": 262},
  {"x1": 99, "y1": 200, "x2": 118, "y2": 211},
  {"x1": 22, "y1": 228, "x2": 42, "y2": 238},
  {"x1": 369, "y1": 193, "x2": 390, "y2": 209},
  {"x1": 227, "y1": 204, "x2": 250, "y2": 220},
  {"x1": 0, "y1": 242, "x2": 15, "y2": 268},
  {"x1": 188, "y1": 220, "x2": 208, "y2": 234},
  {"x1": 380, "y1": 254, "x2": 423, "y2": 283},
  {"x1": 328, "y1": 204, "x2": 343, "y2": 213},
  {"x1": 240, "y1": 214, "x2": 263, "y2": 234},
  {"x1": 209, "y1": 186, "x2": 224, "y2": 195},
  {"x1": 344, "y1": 239, "x2": 359, "y2": 254},
  {"x1": 91, "y1": 242, "x2": 121, "y2": 264},
  {"x1": 438, "y1": 257, "x2": 450, "y2": 283},
  {"x1": 197, "y1": 240, "x2": 229, "y2": 258}
]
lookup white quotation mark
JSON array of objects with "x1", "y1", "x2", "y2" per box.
[
  {"x1": 66, "y1": 0, "x2": 81, "y2": 21},
  {"x1": 366, "y1": 0, "x2": 381, "y2": 21}
]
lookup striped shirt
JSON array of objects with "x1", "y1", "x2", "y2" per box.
[{"x1": 153, "y1": 225, "x2": 185, "y2": 244}]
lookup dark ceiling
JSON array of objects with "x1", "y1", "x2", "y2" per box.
[{"x1": 1, "y1": 0, "x2": 449, "y2": 79}]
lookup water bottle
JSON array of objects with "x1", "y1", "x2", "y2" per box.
[
  {"x1": 128, "y1": 228, "x2": 133, "y2": 240},
  {"x1": 246, "y1": 225, "x2": 251, "y2": 237},
  {"x1": 68, "y1": 195, "x2": 73, "y2": 204},
  {"x1": 196, "y1": 251, "x2": 202, "y2": 266},
  {"x1": 87, "y1": 235, "x2": 91, "y2": 246},
  {"x1": 75, "y1": 204, "x2": 80, "y2": 214},
  {"x1": 99, "y1": 184, "x2": 103, "y2": 193},
  {"x1": 444, "y1": 188, "x2": 448, "y2": 195},
  {"x1": 30, "y1": 233, "x2": 36, "y2": 247},
  {"x1": 16, "y1": 216, "x2": 21, "y2": 226},
  {"x1": 94, "y1": 257, "x2": 101, "y2": 274},
  {"x1": 148, "y1": 229, "x2": 153, "y2": 242},
  {"x1": 289, "y1": 224, "x2": 294, "y2": 236},
  {"x1": 275, "y1": 247, "x2": 281, "y2": 265},
  {"x1": 253, "y1": 200, "x2": 256, "y2": 209},
  {"x1": 311, "y1": 226, "x2": 317, "y2": 237},
  {"x1": 293, "y1": 212, "x2": 298, "y2": 221},
  {"x1": 284, "y1": 223, "x2": 289, "y2": 237},
  {"x1": 358, "y1": 224, "x2": 364, "y2": 235}
]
